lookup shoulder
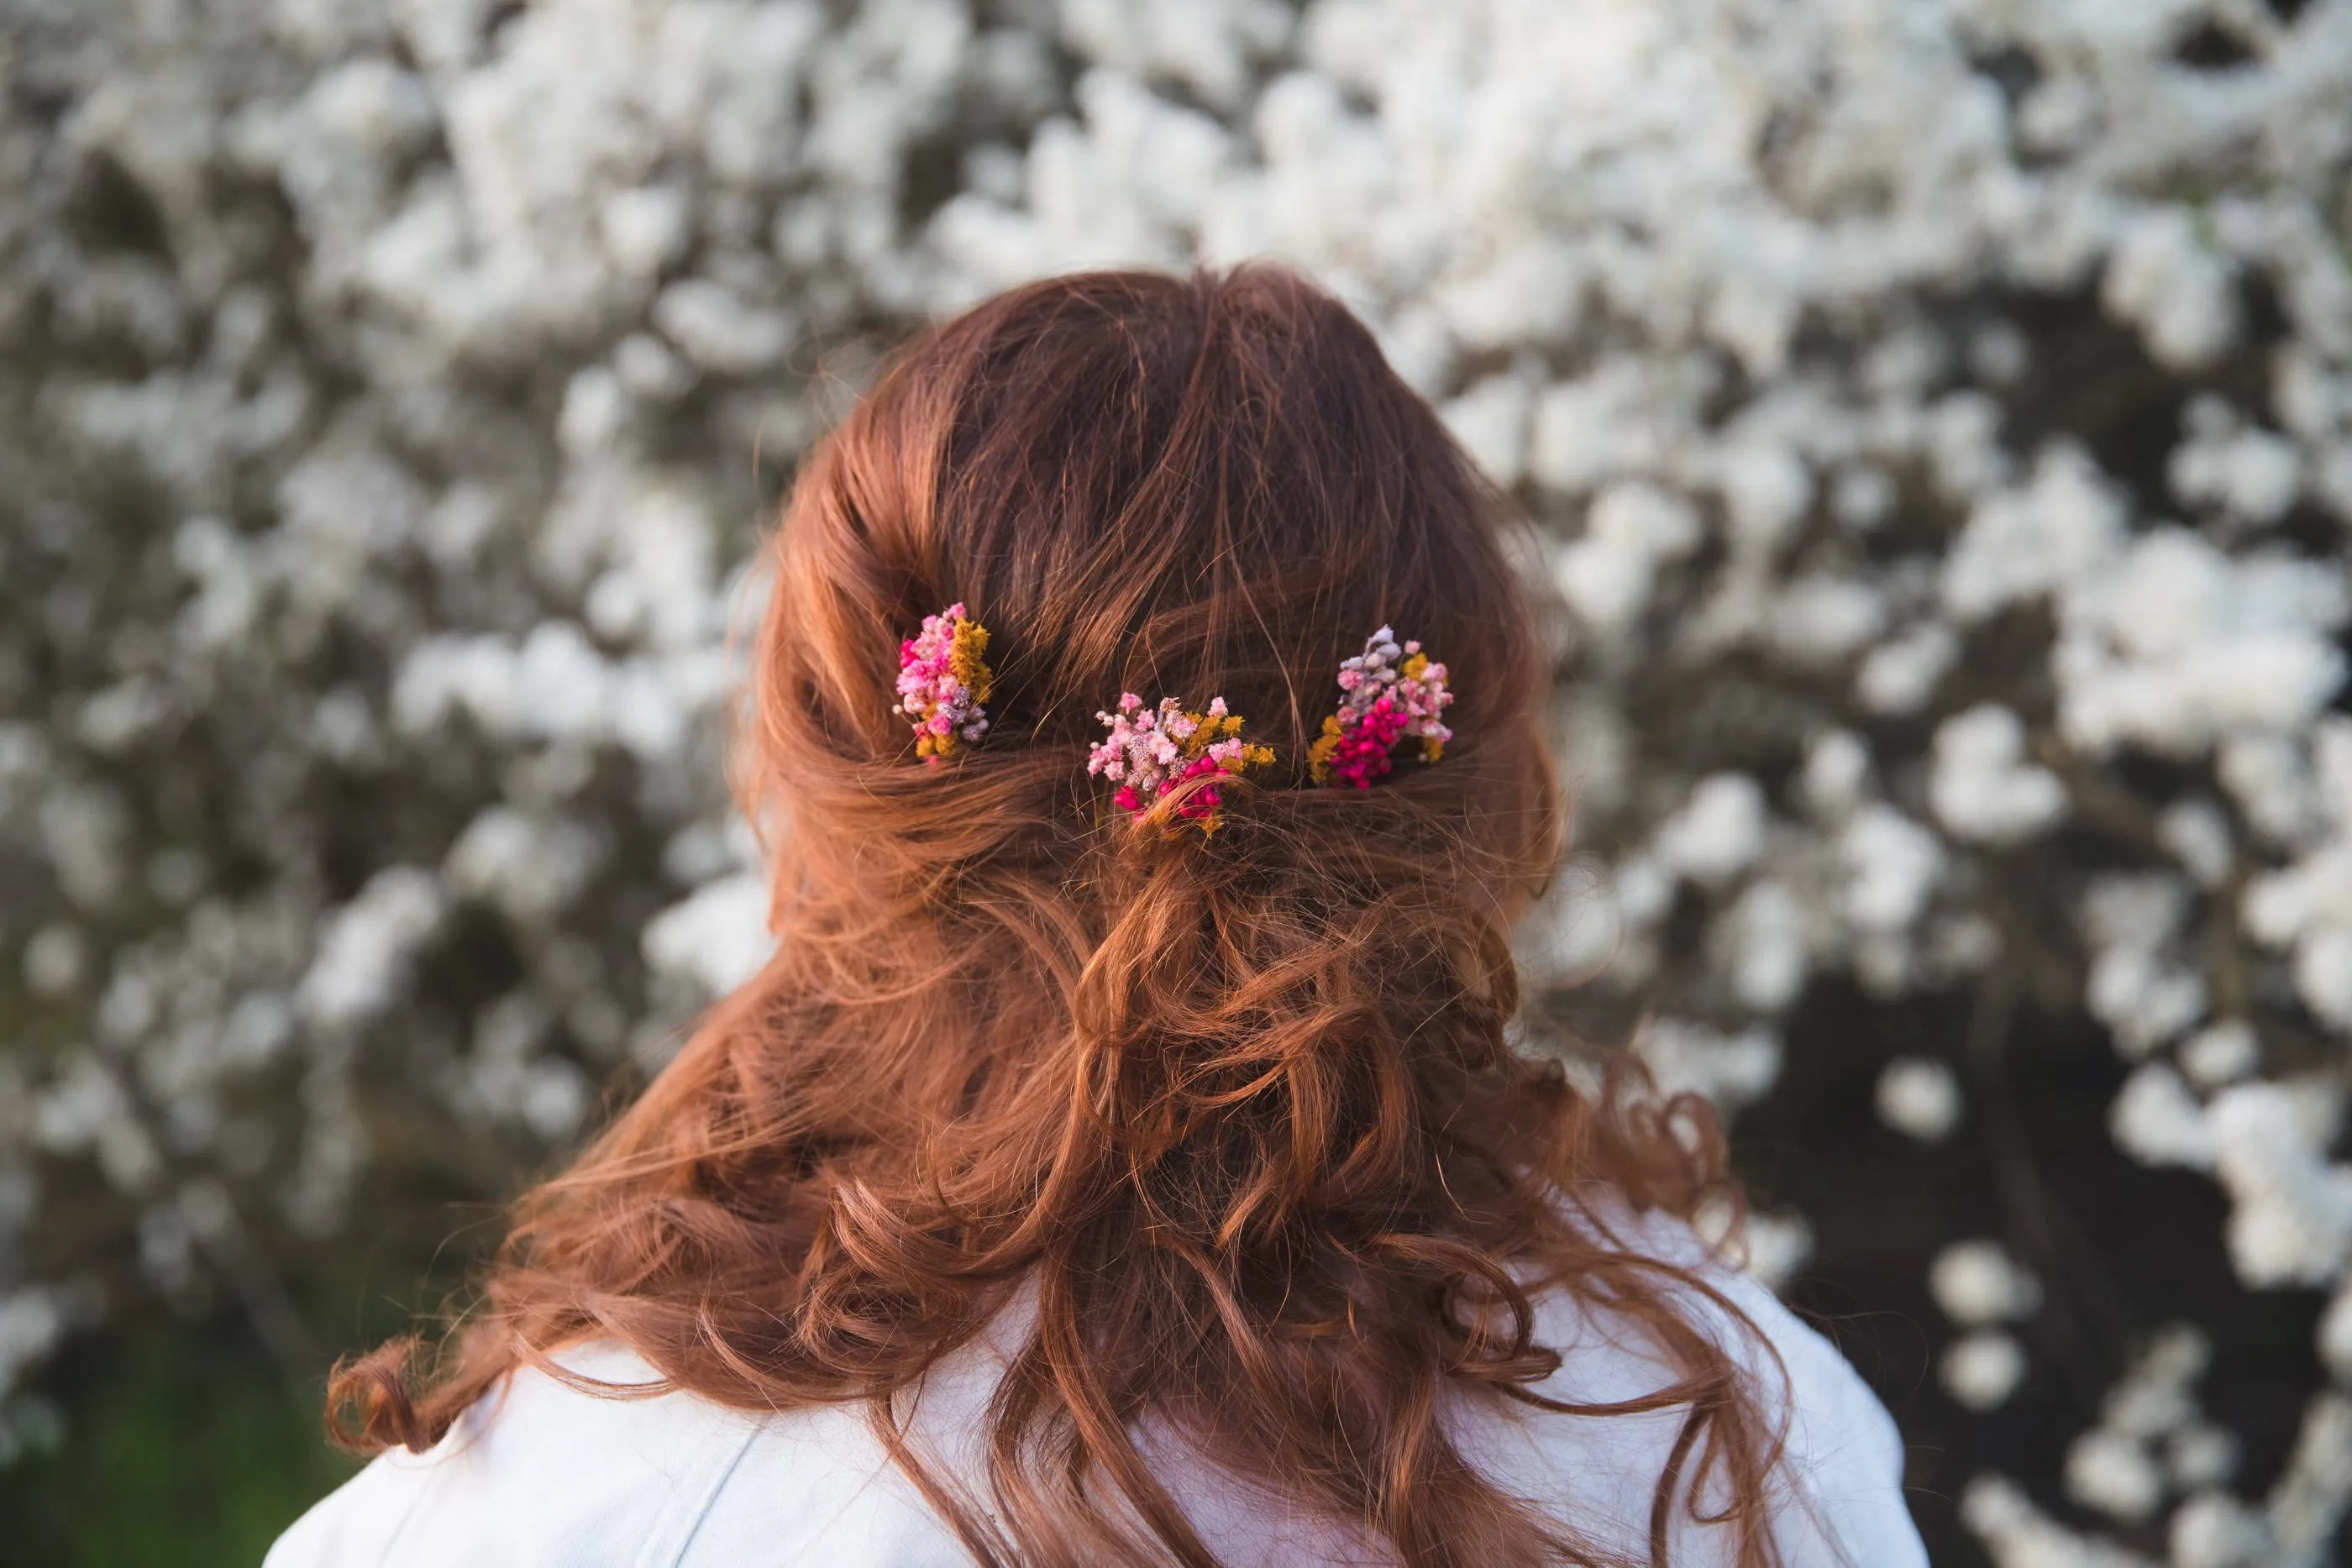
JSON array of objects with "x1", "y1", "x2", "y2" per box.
[
  {"x1": 264, "y1": 1345, "x2": 975, "y2": 1568},
  {"x1": 1449, "y1": 1204, "x2": 1925, "y2": 1568}
]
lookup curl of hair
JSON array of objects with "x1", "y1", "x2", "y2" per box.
[{"x1": 332, "y1": 267, "x2": 1788, "y2": 1568}]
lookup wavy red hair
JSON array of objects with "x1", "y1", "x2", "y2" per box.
[{"x1": 332, "y1": 266, "x2": 1785, "y2": 1567}]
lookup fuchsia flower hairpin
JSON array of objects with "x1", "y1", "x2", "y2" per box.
[
  {"x1": 1087, "y1": 695, "x2": 1275, "y2": 836},
  {"x1": 893, "y1": 603, "x2": 993, "y2": 763},
  {"x1": 1308, "y1": 627, "x2": 1453, "y2": 789}
]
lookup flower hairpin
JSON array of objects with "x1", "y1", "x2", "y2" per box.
[
  {"x1": 893, "y1": 602, "x2": 993, "y2": 763},
  {"x1": 1308, "y1": 627, "x2": 1453, "y2": 789},
  {"x1": 1088, "y1": 695, "x2": 1275, "y2": 836}
]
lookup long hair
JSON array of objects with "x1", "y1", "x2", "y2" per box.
[{"x1": 332, "y1": 266, "x2": 1785, "y2": 1568}]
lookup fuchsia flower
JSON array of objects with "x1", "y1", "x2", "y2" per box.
[
  {"x1": 892, "y1": 603, "x2": 993, "y2": 763},
  {"x1": 1308, "y1": 627, "x2": 1452, "y2": 788},
  {"x1": 1087, "y1": 694, "x2": 1275, "y2": 835}
]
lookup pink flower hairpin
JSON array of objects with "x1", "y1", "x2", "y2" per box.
[
  {"x1": 893, "y1": 603, "x2": 993, "y2": 763},
  {"x1": 1087, "y1": 694, "x2": 1275, "y2": 836},
  {"x1": 1308, "y1": 627, "x2": 1453, "y2": 789}
]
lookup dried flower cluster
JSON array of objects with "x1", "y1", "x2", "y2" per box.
[
  {"x1": 1087, "y1": 695, "x2": 1273, "y2": 835},
  {"x1": 892, "y1": 602, "x2": 992, "y2": 762},
  {"x1": 1307, "y1": 626, "x2": 1452, "y2": 789}
]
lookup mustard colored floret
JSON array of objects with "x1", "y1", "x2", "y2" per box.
[
  {"x1": 948, "y1": 618, "x2": 993, "y2": 703},
  {"x1": 1179, "y1": 707, "x2": 1248, "y2": 758},
  {"x1": 1307, "y1": 714, "x2": 1346, "y2": 784}
]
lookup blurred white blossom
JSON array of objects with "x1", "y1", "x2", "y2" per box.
[
  {"x1": 1930, "y1": 1240, "x2": 2044, "y2": 1328},
  {"x1": 1943, "y1": 1331, "x2": 2028, "y2": 1414},
  {"x1": 1877, "y1": 1057, "x2": 1963, "y2": 1143}
]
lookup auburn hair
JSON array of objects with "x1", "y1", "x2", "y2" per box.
[{"x1": 333, "y1": 266, "x2": 1788, "y2": 1567}]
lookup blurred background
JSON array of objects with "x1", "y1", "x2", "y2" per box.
[{"x1": 3, "y1": 1, "x2": 2351, "y2": 1563}]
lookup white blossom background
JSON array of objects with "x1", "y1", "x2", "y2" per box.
[{"x1": 5, "y1": 0, "x2": 2352, "y2": 1563}]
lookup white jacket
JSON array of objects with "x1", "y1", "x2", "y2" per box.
[{"x1": 268, "y1": 1217, "x2": 1926, "y2": 1568}]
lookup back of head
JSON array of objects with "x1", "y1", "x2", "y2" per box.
[
  {"x1": 758, "y1": 263, "x2": 1552, "y2": 899},
  {"x1": 334, "y1": 266, "x2": 1775, "y2": 1568}
]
